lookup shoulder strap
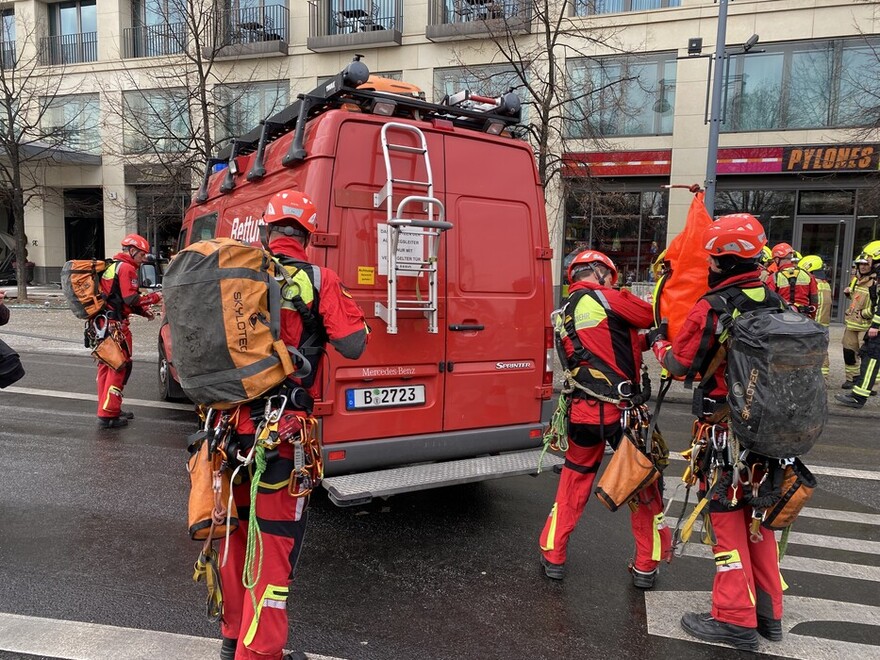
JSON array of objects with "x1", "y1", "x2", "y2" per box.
[{"x1": 560, "y1": 288, "x2": 627, "y2": 390}]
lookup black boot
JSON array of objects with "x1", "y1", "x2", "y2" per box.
[
  {"x1": 540, "y1": 555, "x2": 565, "y2": 580},
  {"x1": 219, "y1": 637, "x2": 236, "y2": 660},
  {"x1": 835, "y1": 393, "x2": 866, "y2": 408},
  {"x1": 283, "y1": 653, "x2": 307, "y2": 660},
  {"x1": 631, "y1": 566, "x2": 658, "y2": 589},
  {"x1": 757, "y1": 615, "x2": 783, "y2": 641},
  {"x1": 680, "y1": 612, "x2": 759, "y2": 651},
  {"x1": 98, "y1": 416, "x2": 128, "y2": 429},
  {"x1": 119, "y1": 410, "x2": 135, "y2": 419}
]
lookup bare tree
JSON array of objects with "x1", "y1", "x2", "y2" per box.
[
  {"x1": 0, "y1": 14, "x2": 93, "y2": 300},
  {"x1": 439, "y1": 0, "x2": 659, "y2": 244},
  {"x1": 100, "y1": 0, "x2": 290, "y2": 246}
]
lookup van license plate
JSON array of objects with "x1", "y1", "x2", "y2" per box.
[{"x1": 346, "y1": 385, "x2": 426, "y2": 410}]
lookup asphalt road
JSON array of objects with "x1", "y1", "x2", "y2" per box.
[{"x1": 0, "y1": 350, "x2": 877, "y2": 660}]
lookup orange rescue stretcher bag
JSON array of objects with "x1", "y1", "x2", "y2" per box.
[
  {"x1": 61, "y1": 259, "x2": 111, "y2": 320},
  {"x1": 595, "y1": 428, "x2": 660, "y2": 512},
  {"x1": 162, "y1": 238, "x2": 296, "y2": 409},
  {"x1": 187, "y1": 436, "x2": 238, "y2": 541}
]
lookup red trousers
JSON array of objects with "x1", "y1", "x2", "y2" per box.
[
  {"x1": 539, "y1": 439, "x2": 671, "y2": 571},
  {"x1": 96, "y1": 323, "x2": 132, "y2": 419},
  {"x1": 709, "y1": 507, "x2": 784, "y2": 628},
  {"x1": 219, "y1": 414, "x2": 309, "y2": 660}
]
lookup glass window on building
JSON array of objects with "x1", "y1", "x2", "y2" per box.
[
  {"x1": 854, "y1": 188, "x2": 880, "y2": 259},
  {"x1": 433, "y1": 64, "x2": 525, "y2": 111},
  {"x1": 46, "y1": 0, "x2": 97, "y2": 64},
  {"x1": 723, "y1": 37, "x2": 880, "y2": 132},
  {"x1": 215, "y1": 80, "x2": 289, "y2": 143},
  {"x1": 714, "y1": 189, "x2": 796, "y2": 246},
  {"x1": 563, "y1": 187, "x2": 669, "y2": 286},
  {"x1": 122, "y1": 89, "x2": 191, "y2": 154},
  {"x1": 41, "y1": 93, "x2": 101, "y2": 154},
  {"x1": 565, "y1": 53, "x2": 676, "y2": 138},
  {"x1": 571, "y1": 0, "x2": 680, "y2": 16},
  {"x1": 1, "y1": 9, "x2": 15, "y2": 69},
  {"x1": 137, "y1": 189, "x2": 189, "y2": 264}
]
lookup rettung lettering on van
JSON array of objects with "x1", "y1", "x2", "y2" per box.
[{"x1": 230, "y1": 215, "x2": 264, "y2": 244}]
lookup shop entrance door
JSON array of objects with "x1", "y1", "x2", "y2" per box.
[{"x1": 794, "y1": 217, "x2": 853, "y2": 322}]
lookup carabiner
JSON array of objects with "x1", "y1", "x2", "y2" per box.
[{"x1": 264, "y1": 394, "x2": 287, "y2": 424}]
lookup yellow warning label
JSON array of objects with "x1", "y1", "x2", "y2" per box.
[{"x1": 358, "y1": 266, "x2": 375, "y2": 286}]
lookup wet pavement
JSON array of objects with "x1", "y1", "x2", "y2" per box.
[{"x1": 0, "y1": 349, "x2": 877, "y2": 659}]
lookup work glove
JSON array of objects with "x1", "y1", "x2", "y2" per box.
[{"x1": 646, "y1": 319, "x2": 668, "y2": 347}]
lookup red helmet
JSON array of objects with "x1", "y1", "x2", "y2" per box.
[
  {"x1": 771, "y1": 242, "x2": 794, "y2": 260},
  {"x1": 263, "y1": 190, "x2": 318, "y2": 234},
  {"x1": 567, "y1": 249, "x2": 618, "y2": 286},
  {"x1": 121, "y1": 233, "x2": 151, "y2": 253},
  {"x1": 702, "y1": 214, "x2": 766, "y2": 259}
]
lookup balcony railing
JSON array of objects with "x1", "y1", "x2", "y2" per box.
[
  {"x1": 0, "y1": 41, "x2": 15, "y2": 69},
  {"x1": 307, "y1": 0, "x2": 402, "y2": 51},
  {"x1": 123, "y1": 22, "x2": 187, "y2": 59},
  {"x1": 39, "y1": 32, "x2": 98, "y2": 66},
  {"x1": 214, "y1": 4, "x2": 289, "y2": 48},
  {"x1": 426, "y1": 0, "x2": 531, "y2": 39}
]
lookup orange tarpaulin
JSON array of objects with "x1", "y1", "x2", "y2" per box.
[{"x1": 653, "y1": 191, "x2": 713, "y2": 341}]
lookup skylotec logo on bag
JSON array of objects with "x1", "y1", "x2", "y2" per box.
[
  {"x1": 61, "y1": 259, "x2": 111, "y2": 319},
  {"x1": 162, "y1": 238, "x2": 295, "y2": 409}
]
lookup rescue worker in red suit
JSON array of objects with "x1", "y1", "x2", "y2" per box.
[
  {"x1": 539, "y1": 250, "x2": 671, "y2": 587},
  {"x1": 767, "y1": 242, "x2": 818, "y2": 319},
  {"x1": 651, "y1": 214, "x2": 784, "y2": 651},
  {"x1": 96, "y1": 233, "x2": 162, "y2": 428},
  {"x1": 219, "y1": 190, "x2": 368, "y2": 660}
]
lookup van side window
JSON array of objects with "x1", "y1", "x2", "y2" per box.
[{"x1": 189, "y1": 212, "x2": 218, "y2": 246}]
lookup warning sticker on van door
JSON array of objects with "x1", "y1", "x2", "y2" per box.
[
  {"x1": 377, "y1": 225, "x2": 424, "y2": 277},
  {"x1": 346, "y1": 385, "x2": 426, "y2": 410}
]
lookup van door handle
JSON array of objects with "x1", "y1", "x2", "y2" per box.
[{"x1": 449, "y1": 324, "x2": 484, "y2": 332}]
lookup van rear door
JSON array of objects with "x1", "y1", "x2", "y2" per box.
[
  {"x1": 442, "y1": 135, "x2": 548, "y2": 431},
  {"x1": 320, "y1": 116, "x2": 448, "y2": 444}
]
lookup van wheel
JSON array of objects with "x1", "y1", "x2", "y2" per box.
[{"x1": 158, "y1": 339, "x2": 187, "y2": 402}]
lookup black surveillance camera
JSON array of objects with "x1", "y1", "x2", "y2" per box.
[
  {"x1": 743, "y1": 34, "x2": 759, "y2": 52},
  {"x1": 687, "y1": 37, "x2": 703, "y2": 55}
]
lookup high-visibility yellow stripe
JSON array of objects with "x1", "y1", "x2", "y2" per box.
[
  {"x1": 540, "y1": 503, "x2": 558, "y2": 552},
  {"x1": 853, "y1": 358, "x2": 878, "y2": 397},
  {"x1": 243, "y1": 584, "x2": 289, "y2": 646},
  {"x1": 651, "y1": 513, "x2": 664, "y2": 562}
]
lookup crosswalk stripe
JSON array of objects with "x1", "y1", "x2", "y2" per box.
[
  {"x1": 664, "y1": 517, "x2": 880, "y2": 555},
  {"x1": 0, "y1": 612, "x2": 346, "y2": 660},
  {"x1": 646, "y1": 591, "x2": 880, "y2": 659},
  {"x1": 1, "y1": 385, "x2": 193, "y2": 411},
  {"x1": 668, "y1": 452, "x2": 880, "y2": 482},
  {"x1": 676, "y1": 541, "x2": 880, "y2": 582}
]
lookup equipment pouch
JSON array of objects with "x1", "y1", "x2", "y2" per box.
[
  {"x1": 595, "y1": 428, "x2": 660, "y2": 512},
  {"x1": 91, "y1": 332, "x2": 127, "y2": 371},
  {"x1": 761, "y1": 459, "x2": 817, "y2": 530},
  {"x1": 187, "y1": 440, "x2": 239, "y2": 541}
]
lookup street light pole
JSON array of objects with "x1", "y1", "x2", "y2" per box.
[{"x1": 704, "y1": 0, "x2": 730, "y2": 219}]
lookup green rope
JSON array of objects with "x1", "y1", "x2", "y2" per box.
[
  {"x1": 538, "y1": 393, "x2": 570, "y2": 473},
  {"x1": 777, "y1": 524, "x2": 792, "y2": 561},
  {"x1": 242, "y1": 444, "x2": 267, "y2": 612}
]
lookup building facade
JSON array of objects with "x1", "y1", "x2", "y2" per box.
[{"x1": 0, "y1": 0, "x2": 876, "y2": 321}]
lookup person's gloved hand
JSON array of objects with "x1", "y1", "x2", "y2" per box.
[{"x1": 646, "y1": 319, "x2": 668, "y2": 347}]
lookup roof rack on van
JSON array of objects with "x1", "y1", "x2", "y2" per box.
[{"x1": 197, "y1": 56, "x2": 521, "y2": 204}]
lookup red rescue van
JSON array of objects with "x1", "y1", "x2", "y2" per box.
[{"x1": 159, "y1": 58, "x2": 559, "y2": 505}]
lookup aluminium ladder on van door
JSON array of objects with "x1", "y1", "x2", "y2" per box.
[{"x1": 373, "y1": 122, "x2": 452, "y2": 334}]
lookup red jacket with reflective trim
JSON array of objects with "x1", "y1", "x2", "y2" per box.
[
  {"x1": 767, "y1": 263, "x2": 818, "y2": 315},
  {"x1": 562, "y1": 281, "x2": 653, "y2": 426}
]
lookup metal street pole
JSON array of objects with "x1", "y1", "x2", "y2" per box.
[{"x1": 704, "y1": 0, "x2": 730, "y2": 219}]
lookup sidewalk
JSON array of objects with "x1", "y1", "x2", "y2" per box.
[{"x1": 2, "y1": 284, "x2": 878, "y2": 418}]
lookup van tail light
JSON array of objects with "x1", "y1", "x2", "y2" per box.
[{"x1": 543, "y1": 326, "x2": 554, "y2": 387}]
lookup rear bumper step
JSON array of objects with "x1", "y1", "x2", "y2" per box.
[{"x1": 321, "y1": 449, "x2": 563, "y2": 506}]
